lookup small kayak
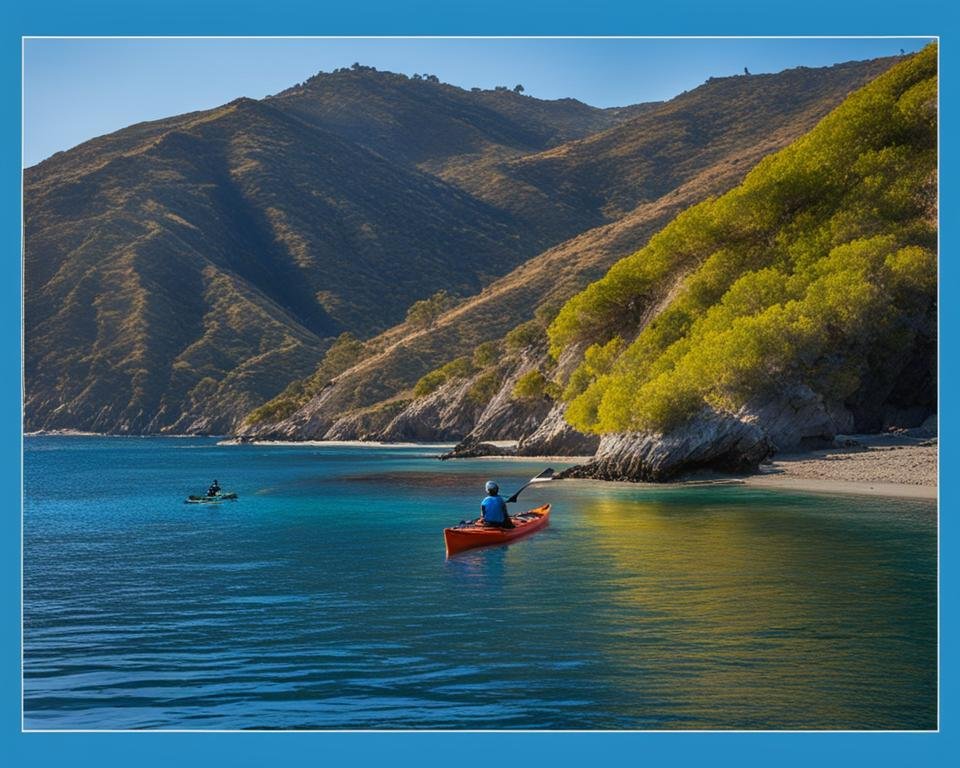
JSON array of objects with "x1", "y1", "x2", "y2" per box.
[
  {"x1": 443, "y1": 504, "x2": 551, "y2": 556},
  {"x1": 185, "y1": 492, "x2": 238, "y2": 504}
]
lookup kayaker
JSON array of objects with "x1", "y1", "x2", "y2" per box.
[
  {"x1": 207, "y1": 479, "x2": 221, "y2": 497},
  {"x1": 480, "y1": 481, "x2": 514, "y2": 529}
]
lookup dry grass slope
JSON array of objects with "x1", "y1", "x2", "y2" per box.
[{"x1": 244, "y1": 56, "x2": 900, "y2": 438}]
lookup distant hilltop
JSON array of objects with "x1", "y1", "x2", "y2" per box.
[{"x1": 277, "y1": 61, "x2": 531, "y2": 96}]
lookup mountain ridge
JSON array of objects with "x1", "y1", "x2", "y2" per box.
[
  {"x1": 26, "y1": 69, "x2": 650, "y2": 434},
  {"x1": 25, "y1": 56, "x2": 906, "y2": 436},
  {"x1": 240, "y1": 55, "x2": 903, "y2": 442}
]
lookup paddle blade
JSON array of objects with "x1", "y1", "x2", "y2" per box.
[
  {"x1": 529, "y1": 468, "x2": 555, "y2": 482},
  {"x1": 506, "y1": 468, "x2": 555, "y2": 503}
]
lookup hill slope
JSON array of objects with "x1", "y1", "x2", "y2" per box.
[
  {"x1": 267, "y1": 68, "x2": 659, "y2": 244},
  {"x1": 26, "y1": 70, "x2": 651, "y2": 435},
  {"x1": 268, "y1": 67, "x2": 643, "y2": 169},
  {"x1": 552, "y1": 43, "x2": 937, "y2": 478},
  {"x1": 25, "y1": 97, "x2": 545, "y2": 433},
  {"x1": 240, "y1": 55, "x2": 902, "y2": 441},
  {"x1": 441, "y1": 58, "x2": 900, "y2": 239},
  {"x1": 24, "y1": 56, "x2": 905, "y2": 436}
]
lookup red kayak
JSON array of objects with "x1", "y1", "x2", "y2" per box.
[{"x1": 443, "y1": 504, "x2": 551, "y2": 556}]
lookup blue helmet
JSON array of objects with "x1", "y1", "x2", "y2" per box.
[{"x1": 485, "y1": 481, "x2": 499, "y2": 494}]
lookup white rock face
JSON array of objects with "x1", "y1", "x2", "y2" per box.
[
  {"x1": 438, "y1": 351, "x2": 601, "y2": 458},
  {"x1": 377, "y1": 377, "x2": 481, "y2": 441},
  {"x1": 460, "y1": 352, "x2": 554, "y2": 442},
  {"x1": 566, "y1": 384, "x2": 854, "y2": 481},
  {"x1": 517, "y1": 403, "x2": 599, "y2": 456}
]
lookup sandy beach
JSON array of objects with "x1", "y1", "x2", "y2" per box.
[{"x1": 743, "y1": 431, "x2": 938, "y2": 500}]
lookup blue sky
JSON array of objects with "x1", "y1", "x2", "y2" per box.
[{"x1": 23, "y1": 37, "x2": 931, "y2": 167}]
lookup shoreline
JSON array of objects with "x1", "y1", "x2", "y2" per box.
[
  {"x1": 25, "y1": 430, "x2": 219, "y2": 439},
  {"x1": 549, "y1": 431, "x2": 938, "y2": 501},
  {"x1": 453, "y1": 454, "x2": 596, "y2": 463},
  {"x1": 738, "y1": 432, "x2": 937, "y2": 500},
  {"x1": 740, "y1": 474, "x2": 936, "y2": 500},
  {"x1": 217, "y1": 438, "x2": 456, "y2": 449},
  {"x1": 26, "y1": 431, "x2": 937, "y2": 501}
]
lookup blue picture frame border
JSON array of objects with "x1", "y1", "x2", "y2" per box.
[{"x1": 4, "y1": 1, "x2": 954, "y2": 765}]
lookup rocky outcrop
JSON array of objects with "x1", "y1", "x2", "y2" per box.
[
  {"x1": 435, "y1": 348, "x2": 599, "y2": 459},
  {"x1": 563, "y1": 385, "x2": 855, "y2": 481},
  {"x1": 439, "y1": 441, "x2": 518, "y2": 460},
  {"x1": 516, "y1": 403, "x2": 600, "y2": 456},
  {"x1": 376, "y1": 378, "x2": 482, "y2": 441},
  {"x1": 441, "y1": 404, "x2": 598, "y2": 460},
  {"x1": 464, "y1": 355, "x2": 554, "y2": 439},
  {"x1": 247, "y1": 348, "x2": 559, "y2": 445},
  {"x1": 320, "y1": 399, "x2": 411, "y2": 440},
  {"x1": 235, "y1": 384, "x2": 340, "y2": 440}
]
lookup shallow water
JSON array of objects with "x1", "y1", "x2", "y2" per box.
[{"x1": 23, "y1": 436, "x2": 937, "y2": 729}]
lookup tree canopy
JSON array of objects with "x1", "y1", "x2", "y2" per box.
[{"x1": 549, "y1": 44, "x2": 937, "y2": 435}]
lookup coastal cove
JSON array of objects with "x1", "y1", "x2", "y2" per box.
[
  {"x1": 24, "y1": 435, "x2": 936, "y2": 730},
  {"x1": 15, "y1": 11, "x2": 960, "y2": 768}
]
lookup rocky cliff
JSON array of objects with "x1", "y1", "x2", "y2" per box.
[{"x1": 560, "y1": 385, "x2": 853, "y2": 481}]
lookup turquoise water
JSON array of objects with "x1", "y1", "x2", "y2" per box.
[{"x1": 23, "y1": 436, "x2": 936, "y2": 730}]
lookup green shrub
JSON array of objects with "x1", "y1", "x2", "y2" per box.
[
  {"x1": 472, "y1": 340, "x2": 500, "y2": 368},
  {"x1": 246, "y1": 398, "x2": 301, "y2": 425},
  {"x1": 245, "y1": 332, "x2": 365, "y2": 424},
  {"x1": 466, "y1": 370, "x2": 502, "y2": 406},
  {"x1": 512, "y1": 370, "x2": 547, "y2": 400},
  {"x1": 406, "y1": 290, "x2": 457, "y2": 329},
  {"x1": 318, "y1": 332, "x2": 365, "y2": 378},
  {"x1": 413, "y1": 370, "x2": 448, "y2": 398},
  {"x1": 505, "y1": 319, "x2": 544, "y2": 351},
  {"x1": 511, "y1": 370, "x2": 560, "y2": 401},
  {"x1": 554, "y1": 45, "x2": 938, "y2": 434},
  {"x1": 534, "y1": 300, "x2": 563, "y2": 326},
  {"x1": 412, "y1": 355, "x2": 475, "y2": 398},
  {"x1": 439, "y1": 355, "x2": 475, "y2": 379}
]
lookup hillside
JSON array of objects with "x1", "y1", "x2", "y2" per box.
[
  {"x1": 240, "y1": 56, "x2": 902, "y2": 442},
  {"x1": 25, "y1": 68, "x2": 660, "y2": 434},
  {"x1": 554, "y1": 44, "x2": 937, "y2": 478},
  {"x1": 24, "y1": 96, "x2": 549, "y2": 433},
  {"x1": 493, "y1": 59, "x2": 901, "y2": 221},
  {"x1": 268, "y1": 66, "x2": 645, "y2": 169},
  {"x1": 24, "y1": 56, "x2": 907, "y2": 437},
  {"x1": 440, "y1": 46, "x2": 937, "y2": 475},
  {"x1": 554, "y1": 46, "x2": 936, "y2": 422},
  {"x1": 267, "y1": 60, "x2": 895, "y2": 244},
  {"x1": 267, "y1": 67, "x2": 659, "y2": 244},
  {"x1": 441, "y1": 58, "x2": 899, "y2": 239}
]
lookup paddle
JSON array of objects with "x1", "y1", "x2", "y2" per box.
[
  {"x1": 505, "y1": 467, "x2": 555, "y2": 504},
  {"x1": 455, "y1": 468, "x2": 555, "y2": 528}
]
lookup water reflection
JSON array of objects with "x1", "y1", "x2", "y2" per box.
[
  {"x1": 563, "y1": 490, "x2": 936, "y2": 728},
  {"x1": 445, "y1": 546, "x2": 509, "y2": 598}
]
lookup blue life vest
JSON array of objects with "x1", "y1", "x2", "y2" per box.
[{"x1": 481, "y1": 494, "x2": 508, "y2": 523}]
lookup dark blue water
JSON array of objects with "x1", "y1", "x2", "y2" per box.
[{"x1": 23, "y1": 436, "x2": 936, "y2": 729}]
